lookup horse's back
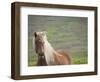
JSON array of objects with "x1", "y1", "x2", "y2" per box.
[{"x1": 54, "y1": 50, "x2": 71, "y2": 65}]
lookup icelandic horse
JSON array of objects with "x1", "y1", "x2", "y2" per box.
[{"x1": 33, "y1": 31, "x2": 71, "y2": 66}]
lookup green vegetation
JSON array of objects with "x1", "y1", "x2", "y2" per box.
[
  {"x1": 71, "y1": 51, "x2": 88, "y2": 64},
  {"x1": 28, "y1": 52, "x2": 37, "y2": 66}
]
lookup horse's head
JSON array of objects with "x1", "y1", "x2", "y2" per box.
[{"x1": 34, "y1": 31, "x2": 47, "y2": 56}]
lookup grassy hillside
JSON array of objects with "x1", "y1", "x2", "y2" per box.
[{"x1": 28, "y1": 15, "x2": 88, "y2": 66}]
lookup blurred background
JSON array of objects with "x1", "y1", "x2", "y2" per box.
[{"x1": 28, "y1": 15, "x2": 88, "y2": 66}]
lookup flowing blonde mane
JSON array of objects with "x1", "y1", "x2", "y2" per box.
[{"x1": 43, "y1": 39, "x2": 55, "y2": 65}]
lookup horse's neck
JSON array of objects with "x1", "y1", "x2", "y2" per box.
[{"x1": 44, "y1": 40, "x2": 55, "y2": 65}]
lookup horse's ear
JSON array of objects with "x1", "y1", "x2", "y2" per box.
[{"x1": 34, "y1": 32, "x2": 37, "y2": 37}]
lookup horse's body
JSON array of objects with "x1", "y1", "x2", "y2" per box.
[{"x1": 34, "y1": 32, "x2": 71, "y2": 66}]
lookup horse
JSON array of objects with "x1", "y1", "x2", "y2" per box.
[{"x1": 33, "y1": 31, "x2": 71, "y2": 66}]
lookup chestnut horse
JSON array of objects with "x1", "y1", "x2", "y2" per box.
[{"x1": 34, "y1": 31, "x2": 71, "y2": 66}]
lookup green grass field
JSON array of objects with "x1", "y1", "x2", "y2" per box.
[{"x1": 71, "y1": 52, "x2": 88, "y2": 64}]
